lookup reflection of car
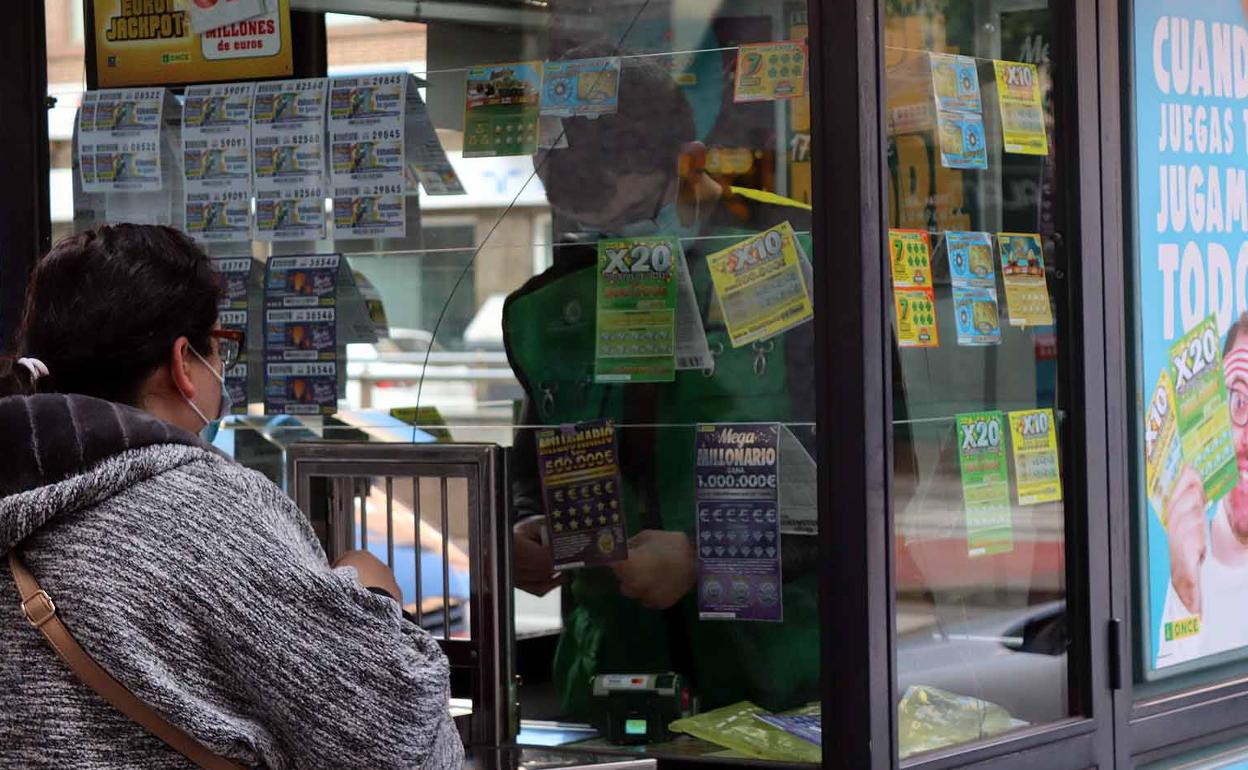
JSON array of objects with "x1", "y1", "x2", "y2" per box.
[
  {"x1": 896, "y1": 600, "x2": 1067, "y2": 725},
  {"x1": 345, "y1": 327, "x2": 519, "y2": 422},
  {"x1": 346, "y1": 327, "x2": 461, "y2": 412},
  {"x1": 374, "y1": 327, "x2": 438, "y2": 355}
]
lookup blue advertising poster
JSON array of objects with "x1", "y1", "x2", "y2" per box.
[{"x1": 1133, "y1": 1, "x2": 1248, "y2": 673}]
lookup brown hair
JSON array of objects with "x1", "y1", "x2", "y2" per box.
[{"x1": 0, "y1": 224, "x2": 221, "y2": 405}]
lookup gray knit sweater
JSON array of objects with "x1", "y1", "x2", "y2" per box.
[{"x1": 0, "y1": 394, "x2": 464, "y2": 769}]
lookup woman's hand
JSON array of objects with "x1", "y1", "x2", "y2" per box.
[
  {"x1": 611, "y1": 529, "x2": 698, "y2": 610},
  {"x1": 513, "y1": 515, "x2": 564, "y2": 596},
  {"x1": 334, "y1": 549, "x2": 404, "y2": 605},
  {"x1": 1165, "y1": 465, "x2": 1208, "y2": 615}
]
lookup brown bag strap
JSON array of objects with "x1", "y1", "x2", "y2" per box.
[{"x1": 8, "y1": 552, "x2": 246, "y2": 770}]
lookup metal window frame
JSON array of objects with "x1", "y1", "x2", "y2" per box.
[
  {"x1": 1105, "y1": 0, "x2": 1248, "y2": 764},
  {"x1": 286, "y1": 441, "x2": 515, "y2": 749},
  {"x1": 818, "y1": 0, "x2": 1115, "y2": 767},
  {"x1": 0, "y1": 0, "x2": 51, "y2": 350}
]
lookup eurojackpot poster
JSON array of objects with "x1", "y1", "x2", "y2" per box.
[
  {"x1": 1133, "y1": 1, "x2": 1248, "y2": 673},
  {"x1": 92, "y1": 0, "x2": 293, "y2": 88}
]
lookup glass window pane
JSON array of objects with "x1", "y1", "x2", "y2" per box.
[
  {"x1": 67, "y1": 0, "x2": 820, "y2": 759},
  {"x1": 883, "y1": 2, "x2": 1071, "y2": 760},
  {"x1": 501, "y1": 2, "x2": 820, "y2": 760}
]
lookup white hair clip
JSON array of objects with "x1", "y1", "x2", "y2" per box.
[{"x1": 16, "y1": 357, "x2": 49, "y2": 383}]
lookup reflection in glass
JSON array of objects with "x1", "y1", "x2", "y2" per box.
[
  {"x1": 884, "y1": 1, "x2": 1071, "y2": 760},
  {"x1": 62, "y1": 0, "x2": 824, "y2": 760},
  {"x1": 499, "y1": 0, "x2": 821, "y2": 761}
]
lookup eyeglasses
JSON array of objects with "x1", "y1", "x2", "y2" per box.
[
  {"x1": 1231, "y1": 382, "x2": 1248, "y2": 427},
  {"x1": 209, "y1": 329, "x2": 245, "y2": 373}
]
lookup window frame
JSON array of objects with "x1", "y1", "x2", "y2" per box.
[{"x1": 818, "y1": 0, "x2": 1116, "y2": 767}]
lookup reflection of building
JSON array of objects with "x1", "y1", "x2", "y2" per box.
[{"x1": 45, "y1": 1, "x2": 550, "y2": 354}]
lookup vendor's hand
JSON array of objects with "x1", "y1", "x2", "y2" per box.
[
  {"x1": 611, "y1": 529, "x2": 698, "y2": 610},
  {"x1": 514, "y1": 515, "x2": 564, "y2": 596},
  {"x1": 1165, "y1": 465, "x2": 1208, "y2": 615},
  {"x1": 334, "y1": 549, "x2": 404, "y2": 605},
  {"x1": 675, "y1": 141, "x2": 724, "y2": 225}
]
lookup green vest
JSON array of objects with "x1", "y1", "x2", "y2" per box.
[{"x1": 503, "y1": 194, "x2": 820, "y2": 718}]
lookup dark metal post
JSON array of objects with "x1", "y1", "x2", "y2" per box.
[
  {"x1": 0, "y1": 0, "x2": 51, "y2": 350},
  {"x1": 811, "y1": 0, "x2": 893, "y2": 768}
]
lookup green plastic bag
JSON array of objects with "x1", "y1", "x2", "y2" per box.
[
  {"x1": 897, "y1": 685, "x2": 1016, "y2": 759},
  {"x1": 669, "y1": 701, "x2": 821, "y2": 763}
]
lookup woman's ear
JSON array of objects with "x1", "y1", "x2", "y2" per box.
[{"x1": 168, "y1": 335, "x2": 197, "y2": 402}]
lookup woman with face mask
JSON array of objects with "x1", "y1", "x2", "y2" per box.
[{"x1": 0, "y1": 225, "x2": 462, "y2": 769}]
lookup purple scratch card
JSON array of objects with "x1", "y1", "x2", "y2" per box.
[
  {"x1": 695, "y1": 423, "x2": 783, "y2": 622},
  {"x1": 536, "y1": 420, "x2": 628, "y2": 570}
]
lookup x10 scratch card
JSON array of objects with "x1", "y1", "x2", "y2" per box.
[
  {"x1": 993, "y1": 59, "x2": 1049, "y2": 155},
  {"x1": 1145, "y1": 370, "x2": 1184, "y2": 527},
  {"x1": 1008, "y1": 408, "x2": 1062, "y2": 505},
  {"x1": 705, "y1": 221, "x2": 813, "y2": 348},
  {"x1": 536, "y1": 420, "x2": 628, "y2": 570},
  {"x1": 1168, "y1": 316, "x2": 1237, "y2": 504}
]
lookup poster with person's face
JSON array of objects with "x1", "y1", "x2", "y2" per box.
[{"x1": 1132, "y1": 1, "x2": 1248, "y2": 674}]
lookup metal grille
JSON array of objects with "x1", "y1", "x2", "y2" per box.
[{"x1": 287, "y1": 442, "x2": 515, "y2": 748}]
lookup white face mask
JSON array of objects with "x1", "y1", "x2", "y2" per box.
[{"x1": 183, "y1": 346, "x2": 231, "y2": 435}]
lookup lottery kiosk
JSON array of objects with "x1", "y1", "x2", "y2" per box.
[{"x1": 8, "y1": 0, "x2": 1248, "y2": 768}]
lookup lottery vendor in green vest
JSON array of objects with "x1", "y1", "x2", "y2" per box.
[{"x1": 503, "y1": 46, "x2": 821, "y2": 720}]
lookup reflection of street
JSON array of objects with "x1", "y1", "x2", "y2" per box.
[
  {"x1": 894, "y1": 462, "x2": 1067, "y2": 730},
  {"x1": 896, "y1": 468, "x2": 1065, "y2": 586},
  {"x1": 346, "y1": 341, "x2": 522, "y2": 445}
]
